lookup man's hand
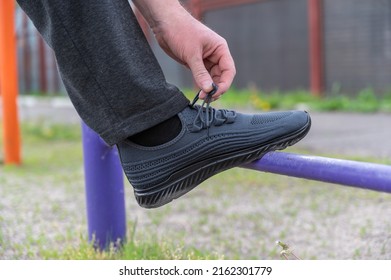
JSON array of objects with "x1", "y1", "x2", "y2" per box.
[{"x1": 133, "y1": 0, "x2": 236, "y2": 99}]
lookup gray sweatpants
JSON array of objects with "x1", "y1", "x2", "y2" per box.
[{"x1": 17, "y1": 0, "x2": 190, "y2": 145}]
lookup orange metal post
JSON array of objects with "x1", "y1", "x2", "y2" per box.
[
  {"x1": 308, "y1": 0, "x2": 324, "y2": 96},
  {"x1": 0, "y1": 0, "x2": 21, "y2": 164}
]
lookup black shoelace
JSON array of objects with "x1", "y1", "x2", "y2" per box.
[{"x1": 190, "y1": 83, "x2": 236, "y2": 136}]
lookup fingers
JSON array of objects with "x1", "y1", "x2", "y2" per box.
[
  {"x1": 198, "y1": 65, "x2": 235, "y2": 100},
  {"x1": 187, "y1": 55, "x2": 214, "y2": 94},
  {"x1": 197, "y1": 44, "x2": 236, "y2": 100},
  {"x1": 216, "y1": 53, "x2": 236, "y2": 94}
]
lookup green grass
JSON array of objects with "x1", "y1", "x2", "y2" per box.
[
  {"x1": 183, "y1": 87, "x2": 391, "y2": 113},
  {"x1": 1, "y1": 122, "x2": 83, "y2": 176},
  {"x1": 21, "y1": 121, "x2": 82, "y2": 142},
  {"x1": 41, "y1": 223, "x2": 219, "y2": 260},
  {"x1": 23, "y1": 87, "x2": 391, "y2": 113}
]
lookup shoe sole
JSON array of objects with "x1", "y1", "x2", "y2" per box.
[{"x1": 135, "y1": 115, "x2": 311, "y2": 208}]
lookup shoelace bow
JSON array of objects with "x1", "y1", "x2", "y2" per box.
[{"x1": 190, "y1": 83, "x2": 236, "y2": 136}]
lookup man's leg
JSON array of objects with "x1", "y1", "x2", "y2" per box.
[
  {"x1": 17, "y1": 0, "x2": 312, "y2": 209},
  {"x1": 17, "y1": 0, "x2": 189, "y2": 145}
]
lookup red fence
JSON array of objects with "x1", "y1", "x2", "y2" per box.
[{"x1": 15, "y1": 7, "x2": 63, "y2": 95}]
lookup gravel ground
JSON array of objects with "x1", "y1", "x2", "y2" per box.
[{"x1": 0, "y1": 97, "x2": 390, "y2": 259}]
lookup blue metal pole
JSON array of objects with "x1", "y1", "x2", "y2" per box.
[
  {"x1": 81, "y1": 122, "x2": 126, "y2": 250},
  {"x1": 242, "y1": 151, "x2": 391, "y2": 193}
]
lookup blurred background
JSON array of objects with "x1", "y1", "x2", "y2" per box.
[{"x1": 14, "y1": 0, "x2": 391, "y2": 97}]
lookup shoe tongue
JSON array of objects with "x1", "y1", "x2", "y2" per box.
[
  {"x1": 179, "y1": 105, "x2": 200, "y2": 125},
  {"x1": 180, "y1": 105, "x2": 236, "y2": 132}
]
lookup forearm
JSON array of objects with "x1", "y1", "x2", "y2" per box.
[
  {"x1": 132, "y1": 0, "x2": 190, "y2": 30},
  {"x1": 132, "y1": 0, "x2": 235, "y2": 95}
]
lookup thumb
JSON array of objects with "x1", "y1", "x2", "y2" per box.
[{"x1": 188, "y1": 58, "x2": 214, "y2": 93}]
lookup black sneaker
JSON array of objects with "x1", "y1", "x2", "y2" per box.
[{"x1": 117, "y1": 92, "x2": 311, "y2": 208}]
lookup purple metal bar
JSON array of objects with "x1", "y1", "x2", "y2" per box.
[
  {"x1": 242, "y1": 152, "x2": 391, "y2": 193},
  {"x1": 81, "y1": 122, "x2": 126, "y2": 250}
]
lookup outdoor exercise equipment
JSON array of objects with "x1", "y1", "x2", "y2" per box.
[
  {"x1": 0, "y1": 0, "x2": 21, "y2": 164},
  {"x1": 82, "y1": 122, "x2": 126, "y2": 249},
  {"x1": 242, "y1": 152, "x2": 391, "y2": 193}
]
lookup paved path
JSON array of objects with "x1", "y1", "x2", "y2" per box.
[
  {"x1": 297, "y1": 112, "x2": 391, "y2": 160},
  {"x1": 2, "y1": 96, "x2": 391, "y2": 159}
]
